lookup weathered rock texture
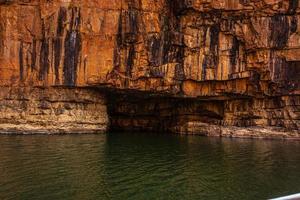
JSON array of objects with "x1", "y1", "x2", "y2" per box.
[
  {"x1": 0, "y1": 0, "x2": 299, "y2": 137},
  {"x1": 0, "y1": 87, "x2": 108, "y2": 134}
]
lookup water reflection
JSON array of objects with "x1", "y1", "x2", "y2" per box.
[{"x1": 0, "y1": 134, "x2": 300, "y2": 200}]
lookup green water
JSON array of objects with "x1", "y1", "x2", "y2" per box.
[{"x1": 0, "y1": 133, "x2": 300, "y2": 200}]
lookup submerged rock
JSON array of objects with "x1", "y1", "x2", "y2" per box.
[{"x1": 0, "y1": 0, "x2": 299, "y2": 137}]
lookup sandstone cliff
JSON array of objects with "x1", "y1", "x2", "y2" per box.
[{"x1": 0, "y1": 0, "x2": 299, "y2": 137}]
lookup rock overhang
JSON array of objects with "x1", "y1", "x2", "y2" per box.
[{"x1": 0, "y1": 0, "x2": 299, "y2": 136}]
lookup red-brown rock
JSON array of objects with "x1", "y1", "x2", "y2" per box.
[{"x1": 0, "y1": 0, "x2": 299, "y2": 137}]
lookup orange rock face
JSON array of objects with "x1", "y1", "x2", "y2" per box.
[{"x1": 0, "y1": 0, "x2": 299, "y2": 136}]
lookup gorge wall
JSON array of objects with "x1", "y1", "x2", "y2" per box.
[
  {"x1": 0, "y1": 87, "x2": 108, "y2": 134},
  {"x1": 0, "y1": 0, "x2": 299, "y2": 137}
]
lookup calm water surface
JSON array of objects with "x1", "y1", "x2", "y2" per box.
[{"x1": 0, "y1": 133, "x2": 300, "y2": 200}]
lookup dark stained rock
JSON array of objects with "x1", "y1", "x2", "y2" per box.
[{"x1": 0, "y1": 0, "x2": 299, "y2": 137}]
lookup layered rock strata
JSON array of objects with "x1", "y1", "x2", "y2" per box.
[
  {"x1": 0, "y1": 0, "x2": 299, "y2": 137},
  {"x1": 0, "y1": 87, "x2": 108, "y2": 134},
  {"x1": 108, "y1": 91, "x2": 299, "y2": 138}
]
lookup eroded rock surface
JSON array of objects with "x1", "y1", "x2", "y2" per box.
[
  {"x1": 0, "y1": 87, "x2": 108, "y2": 134},
  {"x1": 0, "y1": 0, "x2": 299, "y2": 136}
]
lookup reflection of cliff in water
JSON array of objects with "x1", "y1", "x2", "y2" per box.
[{"x1": 1, "y1": 134, "x2": 300, "y2": 199}]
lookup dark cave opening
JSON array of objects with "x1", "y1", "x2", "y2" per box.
[{"x1": 105, "y1": 90, "x2": 225, "y2": 133}]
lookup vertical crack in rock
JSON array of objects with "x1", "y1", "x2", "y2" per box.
[
  {"x1": 230, "y1": 36, "x2": 240, "y2": 73},
  {"x1": 290, "y1": 15, "x2": 298, "y2": 34},
  {"x1": 147, "y1": 35, "x2": 161, "y2": 66},
  {"x1": 201, "y1": 23, "x2": 220, "y2": 80},
  {"x1": 159, "y1": 0, "x2": 185, "y2": 80},
  {"x1": 113, "y1": 13, "x2": 123, "y2": 72},
  {"x1": 125, "y1": 3, "x2": 138, "y2": 87},
  {"x1": 112, "y1": 1, "x2": 141, "y2": 87},
  {"x1": 63, "y1": 7, "x2": 81, "y2": 87},
  {"x1": 125, "y1": 45, "x2": 135, "y2": 86},
  {"x1": 19, "y1": 41, "x2": 24, "y2": 81},
  {"x1": 273, "y1": 56, "x2": 286, "y2": 81},
  {"x1": 0, "y1": 20, "x2": 3, "y2": 57},
  {"x1": 54, "y1": 7, "x2": 67, "y2": 84},
  {"x1": 210, "y1": 24, "x2": 220, "y2": 68},
  {"x1": 270, "y1": 15, "x2": 289, "y2": 49},
  {"x1": 202, "y1": 56, "x2": 208, "y2": 80},
  {"x1": 31, "y1": 39, "x2": 36, "y2": 72},
  {"x1": 39, "y1": 22, "x2": 50, "y2": 81}
]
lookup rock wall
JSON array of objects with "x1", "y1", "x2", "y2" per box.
[
  {"x1": 0, "y1": 0, "x2": 299, "y2": 136},
  {"x1": 0, "y1": 87, "x2": 108, "y2": 134},
  {"x1": 108, "y1": 92, "x2": 299, "y2": 138}
]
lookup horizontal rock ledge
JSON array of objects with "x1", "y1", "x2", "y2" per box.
[{"x1": 0, "y1": 87, "x2": 109, "y2": 134}]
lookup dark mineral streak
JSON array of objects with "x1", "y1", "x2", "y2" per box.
[{"x1": 0, "y1": 0, "x2": 299, "y2": 137}]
